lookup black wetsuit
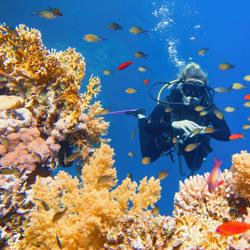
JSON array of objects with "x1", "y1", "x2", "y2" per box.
[{"x1": 138, "y1": 86, "x2": 231, "y2": 172}]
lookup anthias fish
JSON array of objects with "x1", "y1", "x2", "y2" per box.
[
  {"x1": 158, "y1": 171, "x2": 169, "y2": 180},
  {"x1": 224, "y1": 106, "x2": 236, "y2": 112},
  {"x1": 103, "y1": 69, "x2": 112, "y2": 76},
  {"x1": 33, "y1": 10, "x2": 57, "y2": 20},
  {"x1": 242, "y1": 124, "x2": 250, "y2": 130},
  {"x1": 207, "y1": 158, "x2": 223, "y2": 193},
  {"x1": 194, "y1": 105, "x2": 205, "y2": 112},
  {"x1": 108, "y1": 22, "x2": 123, "y2": 30},
  {"x1": 243, "y1": 94, "x2": 250, "y2": 100},
  {"x1": 129, "y1": 26, "x2": 147, "y2": 35},
  {"x1": 243, "y1": 75, "x2": 250, "y2": 81},
  {"x1": 214, "y1": 87, "x2": 231, "y2": 93},
  {"x1": 137, "y1": 66, "x2": 148, "y2": 72},
  {"x1": 49, "y1": 7, "x2": 63, "y2": 16},
  {"x1": 229, "y1": 133, "x2": 245, "y2": 140},
  {"x1": 141, "y1": 156, "x2": 151, "y2": 165},
  {"x1": 218, "y1": 62, "x2": 235, "y2": 70},
  {"x1": 118, "y1": 61, "x2": 133, "y2": 70},
  {"x1": 52, "y1": 207, "x2": 67, "y2": 222},
  {"x1": 214, "y1": 109, "x2": 224, "y2": 120},
  {"x1": 134, "y1": 51, "x2": 148, "y2": 58},
  {"x1": 125, "y1": 88, "x2": 136, "y2": 94},
  {"x1": 216, "y1": 221, "x2": 250, "y2": 236},
  {"x1": 128, "y1": 151, "x2": 135, "y2": 157},
  {"x1": 244, "y1": 101, "x2": 250, "y2": 107},
  {"x1": 184, "y1": 143, "x2": 201, "y2": 152},
  {"x1": 83, "y1": 34, "x2": 106, "y2": 42},
  {"x1": 197, "y1": 48, "x2": 209, "y2": 56},
  {"x1": 231, "y1": 82, "x2": 246, "y2": 90}
]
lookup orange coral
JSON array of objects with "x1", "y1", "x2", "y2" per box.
[
  {"x1": 231, "y1": 150, "x2": 250, "y2": 200},
  {"x1": 0, "y1": 24, "x2": 86, "y2": 129},
  {"x1": 0, "y1": 23, "x2": 108, "y2": 163},
  {"x1": 17, "y1": 144, "x2": 161, "y2": 250}
]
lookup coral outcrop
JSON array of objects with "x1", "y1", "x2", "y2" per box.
[
  {"x1": 0, "y1": 24, "x2": 108, "y2": 160},
  {"x1": 168, "y1": 152, "x2": 250, "y2": 250},
  {"x1": 231, "y1": 150, "x2": 250, "y2": 200},
  {"x1": 16, "y1": 144, "x2": 161, "y2": 250},
  {"x1": 0, "y1": 24, "x2": 109, "y2": 248},
  {"x1": 1, "y1": 23, "x2": 250, "y2": 250}
]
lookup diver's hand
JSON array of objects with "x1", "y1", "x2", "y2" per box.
[{"x1": 171, "y1": 120, "x2": 206, "y2": 138}]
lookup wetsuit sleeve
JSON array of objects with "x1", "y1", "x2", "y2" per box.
[
  {"x1": 144, "y1": 104, "x2": 173, "y2": 134},
  {"x1": 207, "y1": 105, "x2": 231, "y2": 141}
]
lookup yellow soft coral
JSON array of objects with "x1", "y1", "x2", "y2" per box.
[
  {"x1": 0, "y1": 23, "x2": 109, "y2": 166},
  {"x1": 17, "y1": 143, "x2": 161, "y2": 250},
  {"x1": 0, "y1": 24, "x2": 86, "y2": 128},
  {"x1": 81, "y1": 75, "x2": 101, "y2": 112},
  {"x1": 231, "y1": 150, "x2": 250, "y2": 200}
]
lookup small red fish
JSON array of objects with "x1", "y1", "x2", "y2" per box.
[
  {"x1": 118, "y1": 61, "x2": 133, "y2": 70},
  {"x1": 216, "y1": 221, "x2": 250, "y2": 236},
  {"x1": 144, "y1": 79, "x2": 149, "y2": 85},
  {"x1": 229, "y1": 133, "x2": 245, "y2": 140},
  {"x1": 207, "y1": 159, "x2": 223, "y2": 193},
  {"x1": 243, "y1": 94, "x2": 250, "y2": 100}
]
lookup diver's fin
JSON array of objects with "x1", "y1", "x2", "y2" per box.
[{"x1": 125, "y1": 108, "x2": 146, "y2": 117}]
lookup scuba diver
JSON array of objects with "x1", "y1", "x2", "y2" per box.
[{"x1": 126, "y1": 62, "x2": 231, "y2": 175}]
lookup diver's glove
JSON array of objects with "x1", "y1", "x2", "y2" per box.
[{"x1": 171, "y1": 120, "x2": 206, "y2": 140}]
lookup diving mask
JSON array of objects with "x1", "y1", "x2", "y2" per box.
[{"x1": 179, "y1": 79, "x2": 206, "y2": 107}]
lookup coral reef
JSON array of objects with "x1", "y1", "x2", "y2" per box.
[
  {"x1": 168, "y1": 152, "x2": 250, "y2": 250},
  {"x1": 0, "y1": 24, "x2": 108, "y2": 156},
  {"x1": 104, "y1": 212, "x2": 176, "y2": 250},
  {"x1": 17, "y1": 149, "x2": 250, "y2": 250},
  {"x1": 16, "y1": 144, "x2": 161, "y2": 250},
  {"x1": 0, "y1": 23, "x2": 109, "y2": 248},
  {"x1": 1, "y1": 23, "x2": 250, "y2": 250}
]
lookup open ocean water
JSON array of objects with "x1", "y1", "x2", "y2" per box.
[{"x1": 1, "y1": 0, "x2": 250, "y2": 215}]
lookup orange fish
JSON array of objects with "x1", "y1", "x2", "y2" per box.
[
  {"x1": 244, "y1": 94, "x2": 250, "y2": 100},
  {"x1": 118, "y1": 61, "x2": 133, "y2": 70},
  {"x1": 144, "y1": 79, "x2": 149, "y2": 85},
  {"x1": 216, "y1": 221, "x2": 250, "y2": 236},
  {"x1": 229, "y1": 134, "x2": 245, "y2": 140},
  {"x1": 207, "y1": 159, "x2": 224, "y2": 193}
]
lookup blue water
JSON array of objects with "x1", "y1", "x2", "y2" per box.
[{"x1": 1, "y1": 0, "x2": 250, "y2": 215}]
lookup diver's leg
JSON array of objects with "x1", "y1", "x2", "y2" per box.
[
  {"x1": 183, "y1": 146, "x2": 205, "y2": 174},
  {"x1": 138, "y1": 118, "x2": 161, "y2": 162}
]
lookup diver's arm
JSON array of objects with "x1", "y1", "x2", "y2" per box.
[
  {"x1": 207, "y1": 106, "x2": 231, "y2": 141},
  {"x1": 145, "y1": 104, "x2": 173, "y2": 133}
]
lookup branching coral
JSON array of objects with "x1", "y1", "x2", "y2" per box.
[
  {"x1": 104, "y1": 212, "x2": 176, "y2": 250},
  {"x1": 17, "y1": 143, "x2": 161, "y2": 250},
  {"x1": 0, "y1": 23, "x2": 109, "y2": 248},
  {"x1": 0, "y1": 23, "x2": 106, "y2": 147},
  {"x1": 170, "y1": 151, "x2": 250, "y2": 250},
  {"x1": 0, "y1": 174, "x2": 32, "y2": 247},
  {"x1": 231, "y1": 150, "x2": 250, "y2": 200}
]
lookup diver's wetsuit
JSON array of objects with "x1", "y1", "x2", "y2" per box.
[{"x1": 138, "y1": 86, "x2": 231, "y2": 172}]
